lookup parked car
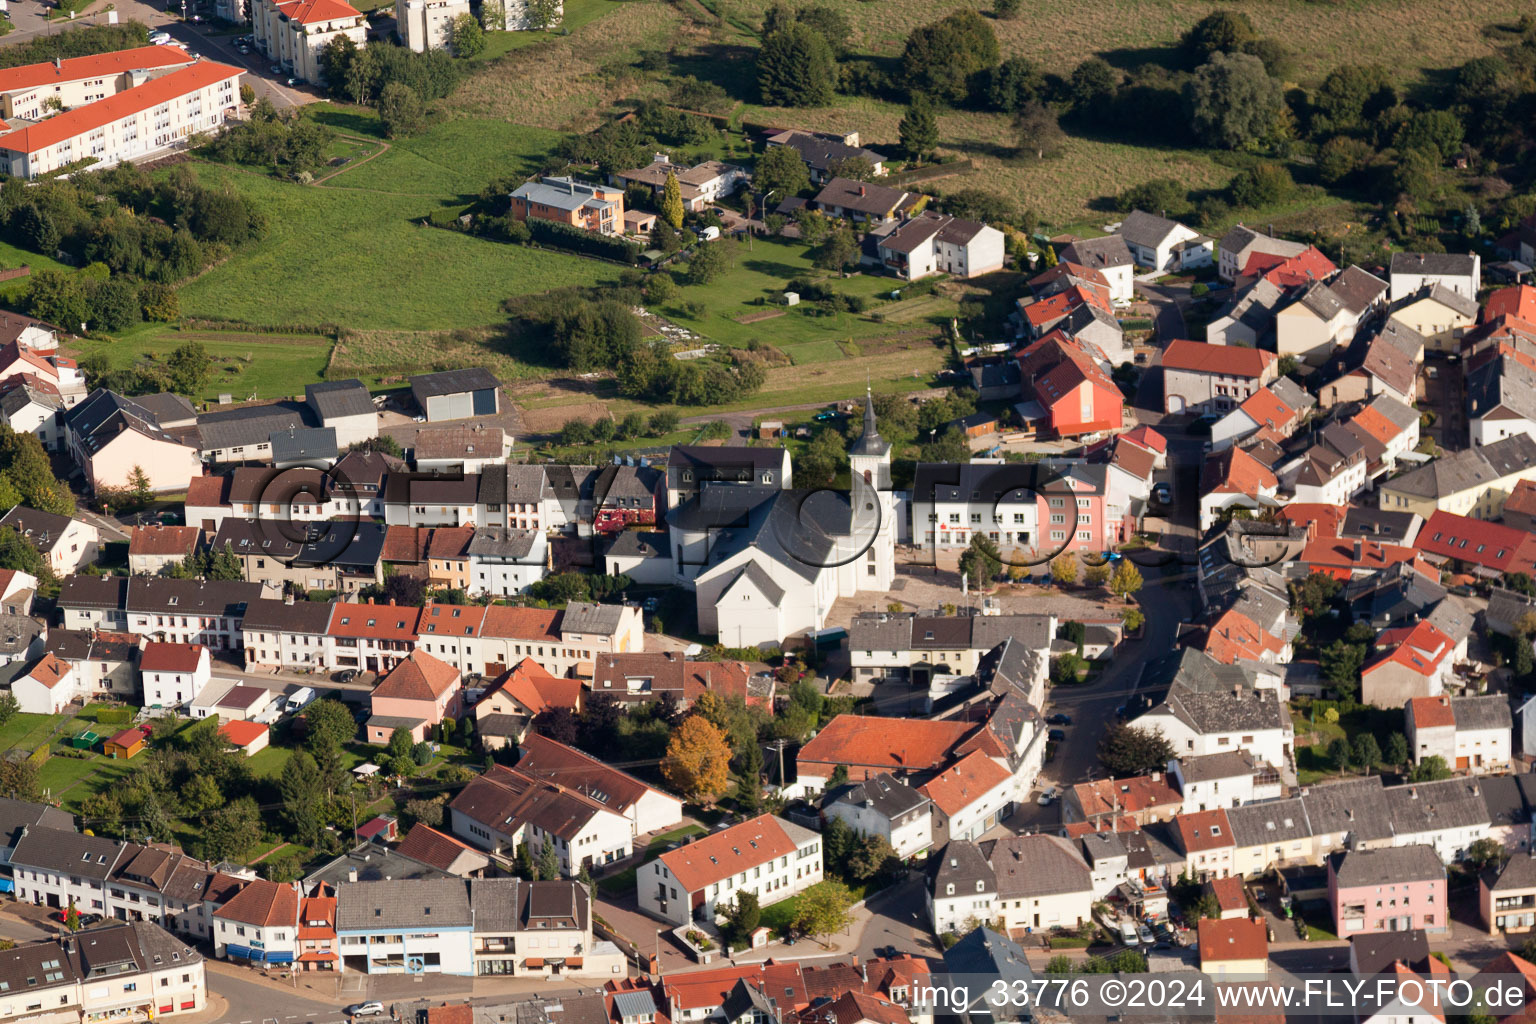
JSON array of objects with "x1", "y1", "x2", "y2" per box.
[
  {"x1": 1048, "y1": 728, "x2": 1067, "y2": 741},
  {"x1": 1253, "y1": 886, "x2": 1268, "y2": 902},
  {"x1": 346, "y1": 1004, "x2": 385, "y2": 1018},
  {"x1": 1036, "y1": 786, "x2": 1058, "y2": 806},
  {"x1": 1119, "y1": 920, "x2": 1139, "y2": 946},
  {"x1": 1046, "y1": 713, "x2": 1072, "y2": 725},
  {"x1": 270, "y1": 64, "x2": 282, "y2": 74},
  {"x1": 1136, "y1": 923, "x2": 1154, "y2": 945},
  {"x1": 336, "y1": 668, "x2": 358, "y2": 683},
  {"x1": 1153, "y1": 482, "x2": 1172, "y2": 504}
]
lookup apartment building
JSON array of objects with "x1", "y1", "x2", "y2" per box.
[
  {"x1": 252, "y1": 0, "x2": 366, "y2": 84},
  {"x1": 395, "y1": 0, "x2": 469, "y2": 51},
  {"x1": 0, "y1": 61, "x2": 242, "y2": 178},
  {"x1": 638, "y1": 814, "x2": 823, "y2": 927},
  {"x1": 0, "y1": 922, "x2": 206, "y2": 1024}
]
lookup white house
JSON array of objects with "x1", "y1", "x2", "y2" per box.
[
  {"x1": 138, "y1": 641, "x2": 211, "y2": 708},
  {"x1": 927, "y1": 841, "x2": 996, "y2": 936},
  {"x1": 448, "y1": 766, "x2": 636, "y2": 876},
  {"x1": 252, "y1": 0, "x2": 365, "y2": 84},
  {"x1": 213, "y1": 879, "x2": 299, "y2": 965},
  {"x1": 394, "y1": 0, "x2": 469, "y2": 51},
  {"x1": 335, "y1": 878, "x2": 474, "y2": 976},
  {"x1": 919, "y1": 751, "x2": 1015, "y2": 846},
  {"x1": 1217, "y1": 226, "x2": 1307, "y2": 285},
  {"x1": 637, "y1": 814, "x2": 822, "y2": 927},
  {"x1": 1169, "y1": 751, "x2": 1271, "y2": 813},
  {"x1": 1117, "y1": 210, "x2": 1212, "y2": 272},
  {"x1": 1405, "y1": 695, "x2": 1512, "y2": 775},
  {"x1": 1135, "y1": 690, "x2": 1293, "y2": 770},
  {"x1": 822, "y1": 773, "x2": 934, "y2": 860},
  {"x1": 513, "y1": 733, "x2": 684, "y2": 838},
  {"x1": 988, "y1": 833, "x2": 1094, "y2": 934},
  {"x1": 10, "y1": 652, "x2": 76, "y2": 714},
  {"x1": 873, "y1": 212, "x2": 1006, "y2": 281},
  {"x1": 1389, "y1": 252, "x2": 1480, "y2": 303},
  {"x1": 1059, "y1": 235, "x2": 1135, "y2": 305},
  {"x1": 0, "y1": 376, "x2": 63, "y2": 451},
  {"x1": 0, "y1": 506, "x2": 99, "y2": 575}
]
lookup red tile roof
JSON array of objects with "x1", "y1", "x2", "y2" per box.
[
  {"x1": 128, "y1": 524, "x2": 200, "y2": 557},
  {"x1": 272, "y1": 0, "x2": 361, "y2": 23},
  {"x1": 185, "y1": 474, "x2": 230, "y2": 509},
  {"x1": 329, "y1": 601, "x2": 419, "y2": 640},
  {"x1": 1416, "y1": 510, "x2": 1536, "y2": 574},
  {"x1": 480, "y1": 605, "x2": 560, "y2": 643},
  {"x1": 1207, "y1": 875, "x2": 1247, "y2": 912},
  {"x1": 1278, "y1": 503, "x2": 1347, "y2": 539},
  {"x1": 1237, "y1": 387, "x2": 1296, "y2": 433},
  {"x1": 481, "y1": 658, "x2": 579, "y2": 715},
  {"x1": 0, "y1": 46, "x2": 195, "y2": 94},
  {"x1": 657, "y1": 814, "x2": 799, "y2": 893},
  {"x1": 1349, "y1": 403, "x2": 1402, "y2": 447},
  {"x1": 373, "y1": 650, "x2": 459, "y2": 701},
  {"x1": 1173, "y1": 808, "x2": 1234, "y2": 853},
  {"x1": 1029, "y1": 261, "x2": 1109, "y2": 292},
  {"x1": 27, "y1": 652, "x2": 69, "y2": 689},
  {"x1": 1163, "y1": 340, "x2": 1277, "y2": 378},
  {"x1": 0, "y1": 61, "x2": 242, "y2": 155},
  {"x1": 796, "y1": 715, "x2": 974, "y2": 775},
  {"x1": 397, "y1": 823, "x2": 481, "y2": 872},
  {"x1": 1201, "y1": 609, "x2": 1284, "y2": 665},
  {"x1": 1364, "y1": 619, "x2": 1452, "y2": 679},
  {"x1": 214, "y1": 878, "x2": 298, "y2": 927},
  {"x1": 1198, "y1": 917, "x2": 1267, "y2": 964},
  {"x1": 426, "y1": 526, "x2": 474, "y2": 560},
  {"x1": 381, "y1": 525, "x2": 428, "y2": 563},
  {"x1": 1408, "y1": 695, "x2": 1456, "y2": 730},
  {"x1": 1070, "y1": 775, "x2": 1181, "y2": 818},
  {"x1": 1484, "y1": 285, "x2": 1536, "y2": 324},
  {"x1": 657, "y1": 961, "x2": 808, "y2": 1013},
  {"x1": 1202, "y1": 446, "x2": 1278, "y2": 497},
  {"x1": 1021, "y1": 283, "x2": 1110, "y2": 327},
  {"x1": 139, "y1": 641, "x2": 205, "y2": 674},
  {"x1": 1299, "y1": 537, "x2": 1424, "y2": 577},
  {"x1": 1121, "y1": 425, "x2": 1167, "y2": 454},
  {"x1": 218, "y1": 719, "x2": 268, "y2": 748},
  {"x1": 297, "y1": 893, "x2": 335, "y2": 939},
  {"x1": 916, "y1": 750, "x2": 1011, "y2": 816},
  {"x1": 425, "y1": 1007, "x2": 474, "y2": 1024},
  {"x1": 1506, "y1": 479, "x2": 1536, "y2": 520},
  {"x1": 1241, "y1": 246, "x2": 1336, "y2": 288}
]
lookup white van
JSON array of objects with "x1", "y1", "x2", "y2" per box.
[
  {"x1": 285, "y1": 686, "x2": 317, "y2": 714},
  {"x1": 1119, "y1": 920, "x2": 1139, "y2": 946},
  {"x1": 149, "y1": 30, "x2": 171, "y2": 44}
]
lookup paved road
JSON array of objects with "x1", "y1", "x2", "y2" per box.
[{"x1": 854, "y1": 875, "x2": 942, "y2": 963}]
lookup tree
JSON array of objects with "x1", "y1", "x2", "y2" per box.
[
  {"x1": 1050, "y1": 553, "x2": 1077, "y2": 585},
  {"x1": 992, "y1": 0, "x2": 1020, "y2": 17},
  {"x1": 1327, "y1": 737, "x2": 1353, "y2": 772},
  {"x1": 1408, "y1": 755, "x2": 1453, "y2": 782},
  {"x1": 662, "y1": 715, "x2": 733, "y2": 804},
  {"x1": 304, "y1": 699, "x2": 356, "y2": 752},
  {"x1": 959, "y1": 533, "x2": 1001, "y2": 590},
  {"x1": 1352, "y1": 732, "x2": 1381, "y2": 773},
  {"x1": 1097, "y1": 724, "x2": 1174, "y2": 777},
  {"x1": 986, "y1": 57, "x2": 1043, "y2": 112},
  {"x1": 537, "y1": 839, "x2": 561, "y2": 881},
  {"x1": 0, "y1": 759, "x2": 38, "y2": 801},
  {"x1": 898, "y1": 96, "x2": 938, "y2": 163},
  {"x1": 1014, "y1": 102, "x2": 1065, "y2": 160},
  {"x1": 126, "y1": 466, "x2": 153, "y2": 508},
  {"x1": 661, "y1": 171, "x2": 685, "y2": 229},
  {"x1": 1109, "y1": 560, "x2": 1143, "y2": 601},
  {"x1": 386, "y1": 726, "x2": 413, "y2": 760},
  {"x1": 1051, "y1": 652, "x2": 1086, "y2": 685},
  {"x1": 1311, "y1": 63, "x2": 1396, "y2": 138},
  {"x1": 791, "y1": 880, "x2": 855, "y2": 942},
  {"x1": 1469, "y1": 837, "x2": 1507, "y2": 871},
  {"x1": 1317, "y1": 135, "x2": 1377, "y2": 186},
  {"x1": 1385, "y1": 732, "x2": 1409, "y2": 768},
  {"x1": 826, "y1": 156, "x2": 875, "y2": 181},
  {"x1": 64, "y1": 903, "x2": 81, "y2": 933},
  {"x1": 405, "y1": 796, "x2": 445, "y2": 828},
  {"x1": 1084, "y1": 562, "x2": 1111, "y2": 587},
  {"x1": 686, "y1": 241, "x2": 729, "y2": 285},
  {"x1": 446, "y1": 12, "x2": 483, "y2": 57},
  {"x1": 377, "y1": 82, "x2": 426, "y2": 139},
  {"x1": 846, "y1": 834, "x2": 896, "y2": 884},
  {"x1": 901, "y1": 10, "x2": 999, "y2": 106},
  {"x1": 1320, "y1": 639, "x2": 1366, "y2": 703},
  {"x1": 25, "y1": 270, "x2": 87, "y2": 333},
  {"x1": 813, "y1": 224, "x2": 859, "y2": 273},
  {"x1": 1185, "y1": 52, "x2": 1282, "y2": 150},
  {"x1": 278, "y1": 751, "x2": 324, "y2": 845},
  {"x1": 203, "y1": 796, "x2": 262, "y2": 862},
  {"x1": 1229, "y1": 163, "x2": 1294, "y2": 207},
  {"x1": 796, "y1": 427, "x2": 847, "y2": 484},
  {"x1": 754, "y1": 143, "x2": 812, "y2": 201},
  {"x1": 722, "y1": 891, "x2": 761, "y2": 946},
  {"x1": 1121, "y1": 606, "x2": 1144, "y2": 632},
  {"x1": 757, "y1": 22, "x2": 837, "y2": 107},
  {"x1": 527, "y1": 0, "x2": 561, "y2": 29},
  {"x1": 1181, "y1": 10, "x2": 1256, "y2": 64},
  {"x1": 0, "y1": 693, "x2": 18, "y2": 726},
  {"x1": 1068, "y1": 57, "x2": 1117, "y2": 113}
]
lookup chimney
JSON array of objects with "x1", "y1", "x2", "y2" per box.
[
  {"x1": 348, "y1": 867, "x2": 358, "y2": 882},
  {"x1": 858, "y1": 185, "x2": 866, "y2": 197},
  {"x1": 1353, "y1": 539, "x2": 1362, "y2": 561}
]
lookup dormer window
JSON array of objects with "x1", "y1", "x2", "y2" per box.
[
  {"x1": 945, "y1": 883, "x2": 954, "y2": 895},
  {"x1": 976, "y1": 881, "x2": 985, "y2": 891}
]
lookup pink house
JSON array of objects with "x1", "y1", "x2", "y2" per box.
[
  {"x1": 1328, "y1": 845, "x2": 1447, "y2": 935},
  {"x1": 366, "y1": 649, "x2": 462, "y2": 744}
]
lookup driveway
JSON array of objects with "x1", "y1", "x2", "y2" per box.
[{"x1": 1139, "y1": 280, "x2": 1192, "y2": 344}]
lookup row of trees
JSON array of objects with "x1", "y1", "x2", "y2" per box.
[{"x1": 317, "y1": 38, "x2": 465, "y2": 139}]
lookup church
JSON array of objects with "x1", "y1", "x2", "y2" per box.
[{"x1": 665, "y1": 392, "x2": 898, "y2": 647}]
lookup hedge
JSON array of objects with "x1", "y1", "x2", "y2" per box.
[{"x1": 526, "y1": 218, "x2": 641, "y2": 264}]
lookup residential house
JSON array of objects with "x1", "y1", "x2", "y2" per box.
[
  {"x1": 589, "y1": 651, "x2": 753, "y2": 709},
  {"x1": 926, "y1": 841, "x2": 996, "y2": 936},
  {"x1": 1117, "y1": 210, "x2": 1212, "y2": 271},
  {"x1": 613, "y1": 155, "x2": 749, "y2": 212},
  {"x1": 367, "y1": 649, "x2": 461, "y2": 744},
  {"x1": 1057, "y1": 235, "x2": 1135, "y2": 305},
  {"x1": 335, "y1": 878, "x2": 473, "y2": 975},
  {"x1": 1134, "y1": 689, "x2": 1292, "y2": 769},
  {"x1": 0, "y1": 506, "x2": 98, "y2": 575},
  {"x1": 1206, "y1": 875, "x2": 1250, "y2": 919},
  {"x1": 295, "y1": 883, "x2": 338, "y2": 972},
  {"x1": 44, "y1": 629, "x2": 135, "y2": 698},
  {"x1": 764, "y1": 130, "x2": 887, "y2": 184},
  {"x1": 847, "y1": 611, "x2": 1052, "y2": 693},
  {"x1": 1328, "y1": 845, "x2": 1448, "y2": 935},
  {"x1": 510, "y1": 177, "x2": 624, "y2": 235},
  {"x1": 1198, "y1": 917, "x2": 1267, "y2": 977},
  {"x1": 1162, "y1": 340, "x2": 1279, "y2": 416},
  {"x1": 1481, "y1": 854, "x2": 1536, "y2": 935},
  {"x1": 414, "y1": 426, "x2": 512, "y2": 474},
  {"x1": 1014, "y1": 332, "x2": 1125, "y2": 438},
  {"x1": 1217, "y1": 226, "x2": 1307, "y2": 285},
  {"x1": 0, "y1": 375, "x2": 63, "y2": 451},
  {"x1": 792, "y1": 714, "x2": 975, "y2": 795},
  {"x1": 1380, "y1": 434, "x2": 1536, "y2": 519},
  {"x1": 1063, "y1": 774, "x2": 1183, "y2": 827},
  {"x1": 812, "y1": 177, "x2": 922, "y2": 227},
  {"x1": 1389, "y1": 252, "x2": 1480, "y2": 303},
  {"x1": 822, "y1": 774, "x2": 933, "y2": 860},
  {"x1": 212, "y1": 879, "x2": 300, "y2": 964},
  {"x1": 448, "y1": 765, "x2": 635, "y2": 875},
  {"x1": 1360, "y1": 620, "x2": 1454, "y2": 708},
  {"x1": 1405, "y1": 695, "x2": 1512, "y2": 774},
  {"x1": 513, "y1": 733, "x2": 683, "y2": 838},
  {"x1": 1209, "y1": 379, "x2": 1314, "y2": 453},
  {"x1": 0, "y1": 921, "x2": 207, "y2": 1023},
  {"x1": 988, "y1": 833, "x2": 1094, "y2": 935},
  {"x1": 396, "y1": 825, "x2": 490, "y2": 878},
  {"x1": 1200, "y1": 446, "x2": 1281, "y2": 530},
  {"x1": 189, "y1": 680, "x2": 271, "y2": 722},
  {"x1": 64, "y1": 390, "x2": 203, "y2": 494},
  {"x1": 1170, "y1": 751, "x2": 1276, "y2": 813},
  {"x1": 1389, "y1": 285, "x2": 1478, "y2": 353},
  {"x1": 128, "y1": 525, "x2": 200, "y2": 575},
  {"x1": 1172, "y1": 808, "x2": 1237, "y2": 881},
  {"x1": 240, "y1": 598, "x2": 334, "y2": 671},
  {"x1": 470, "y1": 878, "x2": 622, "y2": 978},
  {"x1": 1275, "y1": 281, "x2": 1358, "y2": 365},
  {"x1": 1468, "y1": 352, "x2": 1536, "y2": 445},
  {"x1": 138, "y1": 642, "x2": 210, "y2": 708},
  {"x1": 251, "y1": 0, "x2": 364, "y2": 83},
  {"x1": 1415, "y1": 509, "x2": 1536, "y2": 578},
  {"x1": 873, "y1": 212, "x2": 1005, "y2": 280},
  {"x1": 918, "y1": 750, "x2": 1014, "y2": 846},
  {"x1": 10, "y1": 652, "x2": 75, "y2": 714},
  {"x1": 325, "y1": 599, "x2": 419, "y2": 675},
  {"x1": 472, "y1": 659, "x2": 581, "y2": 748},
  {"x1": 637, "y1": 813, "x2": 822, "y2": 926},
  {"x1": 395, "y1": 0, "x2": 469, "y2": 51}
]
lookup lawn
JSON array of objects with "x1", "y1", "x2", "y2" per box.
[
  {"x1": 659, "y1": 237, "x2": 956, "y2": 349},
  {"x1": 474, "y1": 0, "x2": 622, "y2": 61},
  {"x1": 66, "y1": 324, "x2": 336, "y2": 404},
  {"x1": 0, "y1": 713, "x2": 64, "y2": 753},
  {"x1": 175, "y1": 162, "x2": 615, "y2": 331},
  {"x1": 39, "y1": 755, "x2": 137, "y2": 812},
  {"x1": 306, "y1": 106, "x2": 567, "y2": 197},
  {"x1": 596, "y1": 823, "x2": 706, "y2": 894}
]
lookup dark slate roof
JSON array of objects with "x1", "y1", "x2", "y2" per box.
[
  {"x1": 1226, "y1": 797, "x2": 1310, "y2": 849},
  {"x1": 12, "y1": 826, "x2": 125, "y2": 879},
  {"x1": 1300, "y1": 777, "x2": 1391, "y2": 841},
  {"x1": 56, "y1": 574, "x2": 127, "y2": 610},
  {"x1": 124, "y1": 578, "x2": 266, "y2": 617},
  {"x1": 1351, "y1": 929, "x2": 1431, "y2": 976},
  {"x1": 1486, "y1": 853, "x2": 1536, "y2": 892},
  {"x1": 1329, "y1": 845, "x2": 1444, "y2": 887},
  {"x1": 1383, "y1": 777, "x2": 1490, "y2": 835},
  {"x1": 127, "y1": 391, "x2": 195, "y2": 426},
  {"x1": 240, "y1": 598, "x2": 334, "y2": 633},
  {"x1": 335, "y1": 878, "x2": 470, "y2": 929},
  {"x1": 987, "y1": 834, "x2": 1091, "y2": 899},
  {"x1": 296, "y1": 521, "x2": 387, "y2": 571},
  {"x1": 196, "y1": 401, "x2": 312, "y2": 451},
  {"x1": 1060, "y1": 234, "x2": 1133, "y2": 270},
  {"x1": 1389, "y1": 252, "x2": 1478, "y2": 279},
  {"x1": 409, "y1": 368, "x2": 501, "y2": 398},
  {"x1": 668, "y1": 445, "x2": 787, "y2": 474},
  {"x1": 604, "y1": 530, "x2": 667, "y2": 560},
  {"x1": 1451, "y1": 694, "x2": 1512, "y2": 732},
  {"x1": 270, "y1": 426, "x2": 338, "y2": 463},
  {"x1": 928, "y1": 840, "x2": 994, "y2": 895},
  {"x1": 825, "y1": 772, "x2": 930, "y2": 818},
  {"x1": 64, "y1": 389, "x2": 192, "y2": 454},
  {"x1": 305, "y1": 379, "x2": 374, "y2": 419},
  {"x1": 940, "y1": 927, "x2": 1034, "y2": 1013}
]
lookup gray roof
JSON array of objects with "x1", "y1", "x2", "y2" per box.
[
  {"x1": 335, "y1": 878, "x2": 470, "y2": 930},
  {"x1": 467, "y1": 878, "x2": 523, "y2": 932},
  {"x1": 1175, "y1": 750, "x2": 1261, "y2": 784},
  {"x1": 42, "y1": 625, "x2": 131, "y2": 664},
  {"x1": 1390, "y1": 252, "x2": 1479, "y2": 280},
  {"x1": 1226, "y1": 797, "x2": 1310, "y2": 848},
  {"x1": 1351, "y1": 929, "x2": 1431, "y2": 976},
  {"x1": 306, "y1": 379, "x2": 374, "y2": 419},
  {"x1": 64, "y1": 388, "x2": 193, "y2": 454},
  {"x1": 1118, "y1": 210, "x2": 1185, "y2": 251},
  {"x1": 1451, "y1": 694, "x2": 1512, "y2": 731},
  {"x1": 240, "y1": 597, "x2": 334, "y2": 633},
  {"x1": 1384, "y1": 777, "x2": 1491, "y2": 836},
  {"x1": 0, "y1": 505, "x2": 75, "y2": 555},
  {"x1": 1296, "y1": 281, "x2": 1348, "y2": 321},
  {"x1": 0, "y1": 613, "x2": 41, "y2": 659},
  {"x1": 1385, "y1": 438, "x2": 1529, "y2": 500},
  {"x1": 614, "y1": 992, "x2": 661, "y2": 1021},
  {"x1": 270, "y1": 426, "x2": 338, "y2": 463},
  {"x1": 1301, "y1": 777, "x2": 1393, "y2": 840},
  {"x1": 196, "y1": 401, "x2": 311, "y2": 451},
  {"x1": 986, "y1": 834, "x2": 1091, "y2": 899},
  {"x1": 1269, "y1": 376, "x2": 1315, "y2": 414},
  {"x1": 466, "y1": 527, "x2": 537, "y2": 560},
  {"x1": 929, "y1": 840, "x2": 994, "y2": 895},
  {"x1": 12, "y1": 826, "x2": 125, "y2": 879},
  {"x1": 1479, "y1": 774, "x2": 1528, "y2": 830},
  {"x1": 1078, "y1": 830, "x2": 1128, "y2": 865},
  {"x1": 560, "y1": 601, "x2": 624, "y2": 637},
  {"x1": 940, "y1": 926, "x2": 1034, "y2": 1011},
  {"x1": 668, "y1": 445, "x2": 787, "y2": 475},
  {"x1": 505, "y1": 465, "x2": 552, "y2": 503},
  {"x1": 124, "y1": 578, "x2": 265, "y2": 618},
  {"x1": 604, "y1": 530, "x2": 667, "y2": 560},
  {"x1": 0, "y1": 798, "x2": 72, "y2": 851},
  {"x1": 511, "y1": 176, "x2": 618, "y2": 214},
  {"x1": 1468, "y1": 353, "x2": 1536, "y2": 427},
  {"x1": 306, "y1": 844, "x2": 452, "y2": 888},
  {"x1": 1060, "y1": 234, "x2": 1133, "y2": 270},
  {"x1": 408, "y1": 367, "x2": 501, "y2": 398},
  {"x1": 1329, "y1": 844, "x2": 1443, "y2": 887},
  {"x1": 1487, "y1": 852, "x2": 1536, "y2": 892},
  {"x1": 1378, "y1": 316, "x2": 1427, "y2": 359},
  {"x1": 213, "y1": 517, "x2": 303, "y2": 560},
  {"x1": 131, "y1": 391, "x2": 197, "y2": 425},
  {"x1": 720, "y1": 981, "x2": 776, "y2": 1024},
  {"x1": 1488, "y1": 587, "x2": 1536, "y2": 636},
  {"x1": 771, "y1": 130, "x2": 886, "y2": 172},
  {"x1": 1329, "y1": 265, "x2": 1390, "y2": 315},
  {"x1": 825, "y1": 772, "x2": 930, "y2": 819},
  {"x1": 594, "y1": 464, "x2": 661, "y2": 503}
]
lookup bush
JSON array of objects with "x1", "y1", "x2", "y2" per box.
[
  {"x1": 1229, "y1": 162, "x2": 1294, "y2": 208},
  {"x1": 526, "y1": 218, "x2": 641, "y2": 263}
]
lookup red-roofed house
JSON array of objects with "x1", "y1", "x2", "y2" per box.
[
  {"x1": 1297, "y1": 537, "x2": 1428, "y2": 580},
  {"x1": 516, "y1": 732, "x2": 684, "y2": 835},
  {"x1": 213, "y1": 878, "x2": 300, "y2": 963},
  {"x1": 0, "y1": 46, "x2": 195, "y2": 118},
  {"x1": 472, "y1": 657, "x2": 582, "y2": 748},
  {"x1": 325, "y1": 599, "x2": 419, "y2": 675},
  {"x1": 1239, "y1": 246, "x2": 1337, "y2": 290},
  {"x1": 1362, "y1": 619, "x2": 1453, "y2": 708},
  {"x1": 1200, "y1": 446, "x2": 1280, "y2": 530},
  {"x1": 219, "y1": 718, "x2": 270, "y2": 757},
  {"x1": 252, "y1": 0, "x2": 365, "y2": 86},
  {"x1": 1064, "y1": 774, "x2": 1183, "y2": 826},
  {"x1": 139, "y1": 641, "x2": 211, "y2": 707},
  {"x1": 367, "y1": 649, "x2": 461, "y2": 743},
  {"x1": 1019, "y1": 284, "x2": 1110, "y2": 336},
  {"x1": 793, "y1": 714, "x2": 976, "y2": 796},
  {"x1": 1200, "y1": 609, "x2": 1289, "y2": 669},
  {"x1": 0, "y1": 62, "x2": 243, "y2": 179},
  {"x1": 1198, "y1": 917, "x2": 1268, "y2": 976},
  {"x1": 1172, "y1": 809, "x2": 1236, "y2": 881},
  {"x1": 1485, "y1": 285, "x2": 1536, "y2": 324},
  {"x1": 1415, "y1": 510, "x2": 1536, "y2": 578},
  {"x1": 128, "y1": 524, "x2": 201, "y2": 576},
  {"x1": 13, "y1": 651, "x2": 76, "y2": 714},
  {"x1": 1207, "y1": 875, "x2": 1249, "y2": 919},
  {"x1": 296, "y1": 883, "x2": 337, "y2": 971},
  {"x1": 1164, "y1": 340, "x2": 1279, "y2": 416},
  {"x1": 917, "y1": 750, "x2": 1015, "y2": 845},
  {"x1": 1210, "y1": 384, "x2": 1310, "y2": 454},
  {"x1": 396, "y1": 823, "x2": 490, "y2": 876},
  {"x1": 1015, "y1": 332, "x2": 1124, "y2": 438},
  {"x1": 639, "y1": 813, "x2": 822, "y2": 926}
]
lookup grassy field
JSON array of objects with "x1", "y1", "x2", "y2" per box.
[
  {"x1": 308, "y1": 106, "x2": 567, "y2": 197},
  {"x1": 66, "y1": 324, "x2": 336, "y2": 404},
  {"x1": 176, "y1": 163, "x2": 614, "y2": 331},
  {"x1": 475, "y1": 0, "x2": 622, "y2": 61}
]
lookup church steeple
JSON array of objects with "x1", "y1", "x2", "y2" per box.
[{"x1": 850, "y1": 387, "x2": 887, "y2": 458}]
